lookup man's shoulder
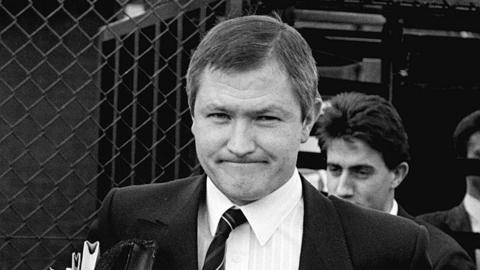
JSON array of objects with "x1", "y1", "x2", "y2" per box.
[
  {"x1": 113, "y1": 175, "x2": 204, "y2": 198},
  {"x1": 325, "y1": 196, "x2": 431, "y2": 269},
  {"x1": 396, "y1": 206, "x2": 474, "y2": 268},
  {"x1": 416, "y1": 219, "x2": 475, "y2": 269},
  {"x1": 330, "y1": 195, "x2": 422, "y2": 232},
  {"x1": 92, "y1": 175, "x2": 203, "y2": 229},
  {"x1": 417, "y1": 209, "x2": 452, "y2": 222},
  {"x1": 104, "y1": 175, "x2": 205, "y2": 216},
  {"x1": 417, "y1": 204, "x2": 466, "y2": 231},
  {"x1": 328, "y1": 196, "x2": 427, "y2": 249},
  {"x1": 88, "y1": 175, "x2": 205, "y2": 254}
]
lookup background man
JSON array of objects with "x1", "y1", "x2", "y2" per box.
[
  {"x1": 419, "y1": 110, "x2": 480, "y2": 267},
  {"x1": 316, "y1": 92, "x2": 475, "y2": 269},
  {"x1": 88, "y1": 15, "x2": 432, "y2": 269}
]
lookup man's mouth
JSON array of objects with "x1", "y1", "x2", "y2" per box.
[{"x1": 220, "y1": 159, "x2": 266, "y2": 164}]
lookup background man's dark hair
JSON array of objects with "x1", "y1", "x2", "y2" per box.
[{"x1": 316, "y1": 92, "x2": 410, "y2": 170}]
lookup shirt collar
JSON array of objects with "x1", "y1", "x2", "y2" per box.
[
  {"x1": 389, "y1": 199, "x2": 399, "y2": 216},
  {"x1": 464, "y1": 193, "x2": 480, "y2": 220},
  {"x1": 206, "y1": 168, "x2": 303, "y2": 246}
]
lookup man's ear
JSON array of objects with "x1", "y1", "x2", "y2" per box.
[
  {"x1": 190, "y1": 112, "x2": 196, "y2": 135},
  {"x1": 301, "y1": 98, "x2": 322, "y2": 143},
  {"x1": 391, "y1": 162, "x2": 409, "y2": 189}
]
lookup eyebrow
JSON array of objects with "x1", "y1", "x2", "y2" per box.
[
  {"x1": 203, "y1": 103, "x2": 295, "y2": 117},
  {"x1": 326, "y1": 162, "x2": 373, "y2": 170},
  {"x1": 253, "y1": 105, "x2": 294, "y2": 117},
  {"x1": 349, "y1": 165, "x2": 374, "y2": 171}
]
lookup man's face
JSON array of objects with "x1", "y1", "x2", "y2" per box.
[
  {"x1": 191, "y1": 61, "x2": 314, "y2": 205},
  {"x1": 325, "y1": 138, "x2": 401, "y2": 212},
  {"x1": 466, "y1": 131, "x2": 480, "y2": 195}
]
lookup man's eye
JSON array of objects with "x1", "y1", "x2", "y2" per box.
[
  {"x1": 327, "y1": 165, "x2": 341, "y2": 176},
  {"x1": 208, "y1": 113, "x2": 230, "y2": 120},
  {"x1": 257, "y1": 115, "x2": 279, "y2": 121},
  {"x1": 353, "y1": 169, "x2": 372, "y2": 179}
]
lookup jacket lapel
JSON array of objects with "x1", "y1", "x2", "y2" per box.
[
  {"x1": 299, "y1": 177, "x2": 354, "y2": 270},
  {"x1": 134, "y1": 175, "x2": 206, "y2": 270}
]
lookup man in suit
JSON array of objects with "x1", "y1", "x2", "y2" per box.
[
  {"x1": 419, "y1": 110, "x2": 480, "y2": 266},
  {"x1": 315, "y1": 92, "x2": 475, "y2": 269},
  {"x1": 88, "y1": 15, "x2": 432, "y2": 269}
]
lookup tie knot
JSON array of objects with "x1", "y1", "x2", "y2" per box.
[{"x1": 216, "y1": 208, "x2": 246, "y2": 236}]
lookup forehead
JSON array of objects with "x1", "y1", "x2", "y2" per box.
[
  {"x1": 327, "y1": 139, "x2": 386, "y2": 167},
  {"x1": 195, "y1": 61, "x2": 300, "y2": 112}
]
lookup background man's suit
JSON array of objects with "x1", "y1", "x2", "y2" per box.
[
  {"x1": 88, "y1": 175, "x2": 431, "y2": 270},
  {"x1": 398, "y1": 206, "x2": 475, "y2": 269},
  {"x1": 419, "y1": 204, "x2": 480, "y2": 265}
]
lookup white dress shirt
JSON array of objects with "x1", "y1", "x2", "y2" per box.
[
  {"x1": 464, "y1": 194, "x2": 480, "y2": 233},
  {"x1": 388, "y1": 199, "x2": 399, "y2": 216},
  {"x1": 197, "y1": 169, "x2": 304, "y2": 270}
]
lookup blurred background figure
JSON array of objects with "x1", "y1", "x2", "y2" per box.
[
  {"x1": 316, "y1": 92, "x2": 475, "y2": 270},
  {"x1": 297, "y1": 167, "x2": 327, "y2": 192},
  {"x1": 419, "y1": 110, "x2": 480, "y2": 268}
]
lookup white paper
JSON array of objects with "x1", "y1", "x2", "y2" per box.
[
  {"x1": 72, "y1": 252, "x2": 81, "y2": 270},
  {"x1": 80, "y1": 241, "x2": 100, "y2": 270}
]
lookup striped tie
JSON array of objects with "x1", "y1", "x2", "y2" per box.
[{"x1": 202, "y1": 208, "x2": 247, "y2": 270}]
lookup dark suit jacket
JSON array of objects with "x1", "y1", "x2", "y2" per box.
[
  {"x1": 418, "y1": 204, "x2": 472, "y2": 233},
  {"x1": 419, "y1": 204, "x2": 480, "y2": 264},
  {"x1": 88, "y1": 174, "x2": 432, "y2": 270},
  {"x1": 398, "y1": 206, "x2": 475, "y2": 269}
]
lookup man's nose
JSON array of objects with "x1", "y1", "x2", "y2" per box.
[
  {"x1": 226, "y1": 120, "x2": 255, "y2": 156},
  {"x1": 335, "y1": 173, "x2": 354, "y2": 199}
]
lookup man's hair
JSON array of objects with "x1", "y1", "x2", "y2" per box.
[
  {"x1": 186, "y1": 14, "x2": 319, "y2": 120},
  {"x1": 316, "y1": 92, "x2": 410, "y2": 170},
  {"x1": 453, "y1": 110, "x2": 480, "y2": 158}
]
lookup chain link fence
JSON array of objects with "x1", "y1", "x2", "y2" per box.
[{"x1": 0, "y1": 0, "x2": 244, "y2": 269}]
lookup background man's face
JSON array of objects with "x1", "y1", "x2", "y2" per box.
[
  {"x1": 191, "y1": 60, "x2": 312, "y2": 205},
  {"x1": 326, "y1": 138, "x2": 397, "y2": 212},
  {"x1": 466, "y1": 131, "x2": 480, "y2": 194}
]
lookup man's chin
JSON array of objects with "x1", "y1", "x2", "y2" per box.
[
  {"x1": 219, "y1": 186, "x2": 264, "y2": 205},
  {"x1": 227, "y1": 194, "x2": 259, "y2": 206},
  {"x1": 222, "y1": 174, "x2": 262, "y2": 186}
]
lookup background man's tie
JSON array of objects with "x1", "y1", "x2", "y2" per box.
[{"x1": 202, "y1": 208, "x2": 247, "y2": 270}]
